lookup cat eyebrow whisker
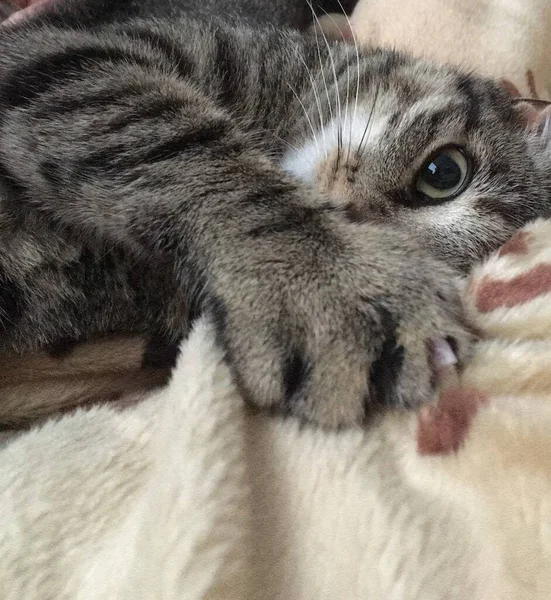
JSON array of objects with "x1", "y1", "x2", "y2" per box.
[
  {"x1": 287, "y1": 83, "x2": 321, "y2": 156},
  {"x1": 333, "y1": 0, "x2": 361, "y2": 164},
  {"x1": 357, "y1": 83, "x2": 380, "y2": 159},
  {"x1": 309, "y1": 3, "x2": 342, "y2": 169},
  {"x1": 294, "y1": 48, "x2": 327, "y2": 157},
  {"x1": 319, "y1": 7, "x2": 349, "y2": 169},
  {"x1": 308, "y1": 1, "x2": 334, "y2": 152}
]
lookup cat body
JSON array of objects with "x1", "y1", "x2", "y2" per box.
[
  {"x1": 0, "y1": 0, "x2": 549, "y2": 427},
  {"x1": 1, "y1": 0, "x2": 359, "y2": 29}
]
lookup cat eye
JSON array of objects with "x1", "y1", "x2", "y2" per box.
[{"x1": 415, "y1": 147, "x2": 471, "y2": 200}]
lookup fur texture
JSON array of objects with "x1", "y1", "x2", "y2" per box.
[
  {"x1": 1, "y1": 0, "x2": 360, "y2": 27},
  {"x1": 0, "y1": 0, "x2": 550, "y2": 426},
  {"x1": 0, "y1": 2, "x2": 550, "y2": 596},
  {"x1": 1, "y1": 270, "x2": 551, "y2": 599}
]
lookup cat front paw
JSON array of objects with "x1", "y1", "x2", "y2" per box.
[{"x1": 208, "y1": 223, "x2": 472, "y2": 428}]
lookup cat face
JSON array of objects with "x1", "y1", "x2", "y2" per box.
[{"x1": 282, "y1": 48, "x2": 551, "y2": 271}]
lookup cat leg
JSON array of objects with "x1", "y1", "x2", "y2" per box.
[{"x1": 0, "y1": 27, "x2": 470, "y2": 427}]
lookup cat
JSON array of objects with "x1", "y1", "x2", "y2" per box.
[
  {"x1": 0, "y1": 0, "x2": 359, "y2": 29},
  {"x1": 0, "y1": 0, "x2": 549, "y2": 428}
]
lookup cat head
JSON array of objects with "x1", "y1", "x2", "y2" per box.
[{"x1": 282, "y1": 46, "x2": 551, "y2": 271}]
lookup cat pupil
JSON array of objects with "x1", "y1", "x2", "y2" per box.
[{"x1": 424, "y1": 155, "x2": 461, "y2": 190}]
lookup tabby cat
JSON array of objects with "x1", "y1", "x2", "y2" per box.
[{"x1": 0, "y1": 0, "x2": 549, "y2": 428}]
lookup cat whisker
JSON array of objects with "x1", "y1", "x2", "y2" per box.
[
  {"x1": 293, "y1": 48, "x2": 327, "y2": 158},
  {"x1": 542, "y1": 116, "x2": 551, "y2": 145},
  {"x1": 287, "y1": 82, "x2": 321, "y2": 155},
  {"x1": 319, "y1": 7, "x2": 351, "y2": 168},
  {"x1": 266, "y1": 129, "x2": 301, "y2": 157},
  {"x1": 307, "y1": 2, "x2": 332, "y2": 160},
  {"x1": 333, "y1": 0, "x2": 361, "y2": 164},
  {"x1": 357, "y1": 83, "x2": 380, "y2": 159},
  {"x1": 308, "y1": 3, "x2": 342, "y2": 170}
]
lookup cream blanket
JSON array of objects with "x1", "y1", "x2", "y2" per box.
[
  {"x1": 2, "y1": 213, "x2": 551, "y2": 600},
  {"x1": 1, "y1": 0, "x2": 551, "y2": 597},
  {"x1": 350, "y1": 0, "x2": 551, "y2": 100}
]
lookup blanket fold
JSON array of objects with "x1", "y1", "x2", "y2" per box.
[{"x1": 1, "y1": 301, "x2": 550, "y2": 599}]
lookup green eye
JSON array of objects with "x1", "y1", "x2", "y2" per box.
[{"x1": 415, "y1": 147, "x2": 470, "y2": 200}]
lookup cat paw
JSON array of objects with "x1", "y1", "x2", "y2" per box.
[{"x1": 208, "y1": 222, "x2": 472, "y2": 428}]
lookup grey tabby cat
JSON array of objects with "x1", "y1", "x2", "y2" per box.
[{"x1": 0, "y1": 0, "x2": 549, "y2": 427}]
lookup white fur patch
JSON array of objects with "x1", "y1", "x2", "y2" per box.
[{"x1": 281, "y1": 107, "x2": 388, "y2": 183}]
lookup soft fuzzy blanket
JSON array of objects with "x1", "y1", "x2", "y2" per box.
[
  {"x1": 1, "y1": 0, "x2": 551, "y2": 597},
  {"x1": 349, "y1": 0, "x2": 551, "y2": 101},
  {"x1": 2, "y1": 220, "x2": 551, "y2": 600}
]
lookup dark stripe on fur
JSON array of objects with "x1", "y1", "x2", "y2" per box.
[
  {"x1": 142, "y1": 335, "x2": 180, "y2": 369},
  {"x1": 47, "y1": 338, "x2": 79, "y2": 358},
  {"x1": 39, "y1": 160, "x2": 64, "y2": 187},
  {"x1": 247, "y1": 206, "x2": 322, "y2": 238},
  {"x1": 139, "y1": 126, "x2": 229, "y2": 163},
  {"x1": 213, "y1": 30, "x2": 240, "y2": 107},
  {"x1": 367, "y1": 305, "x2": 404, "y2": 408},
  {"x1": 71, "y1": 124, "x2": 228, "y2": 178},
  {"x1": 1, "y1": 45, "x2": 154, "y2": 109},
  {"x1": 128, "y1": 28, "x2": 195, "y2": 77},
  {"x1": 100, "y1": 98, "x2": 182, "y2": 133},
  {"x1": 0, "y1": 161, "x2": 30, "y2": 208},
  {"x1": 283, "y1": 349, "x2": 312, "y2": 407},
  {"x1": 0, "y1": 267, "x2": 23, "y2": 334},
  {"x1": 37, "y1": 87, "x2": 134, "y2": 119},
  {"x1": 456, "y1": 75, "x2": 481, "y2": 131}
]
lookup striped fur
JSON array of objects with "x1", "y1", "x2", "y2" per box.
[{"x1": 0, "y1": 0, "x2": 549, "y2": 427}]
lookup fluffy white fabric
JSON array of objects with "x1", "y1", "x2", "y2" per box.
[
  {"x1": 350, "y1": 0, "x2": 551, "y2": 100},
  {"x1": 1, "y1": 314, "x2": 549, "y2": 599},
  {"x1": 1, "y1": 2, "x2": 551, "y2": 596}
]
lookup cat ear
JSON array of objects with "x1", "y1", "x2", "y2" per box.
[
  {"x1": 512, "y1": 98, "x2": 551, "y2": 140},
  {"x1": 497, "y1": 78, "x2": 551, "y2": 139},
  {"x1": 499, "y1": 78, "x2": 522, "y2": 99}
]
